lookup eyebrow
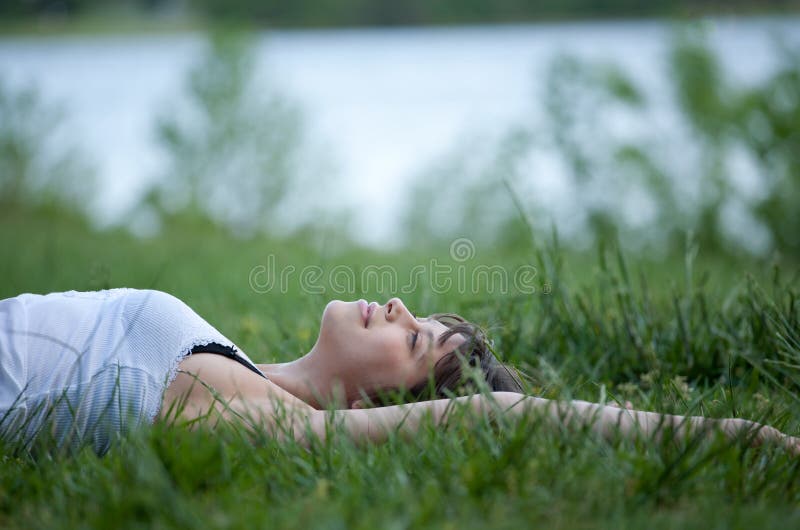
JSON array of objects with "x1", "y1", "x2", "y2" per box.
[
  {"x1": 411, "y1": 315, "x2": 436, "y2": 356},
  {"x1": 420, "y1": 328, "x2": 435, "y2": 358}
]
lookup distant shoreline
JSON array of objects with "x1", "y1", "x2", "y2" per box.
[{"x1": 1, "y1": 6, "x2": 799, "y2": 37}]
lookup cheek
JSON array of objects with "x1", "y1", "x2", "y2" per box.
[{"x1": 348, "y1": 334, "x2": 406, "y2": 376}]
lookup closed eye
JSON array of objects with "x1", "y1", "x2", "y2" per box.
[{"x1": 410, "y1": 328, "x2": 434, "y2": 359}]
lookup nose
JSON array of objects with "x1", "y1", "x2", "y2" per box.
[{"x1": 384, "y1": 297, "x2": 410, "y2": 323}]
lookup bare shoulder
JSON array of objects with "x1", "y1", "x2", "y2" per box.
[{"x1": 160, "y1": 353, "x2": 313, "y2": 425}]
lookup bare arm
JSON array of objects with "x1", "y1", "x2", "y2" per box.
[
  {"x1": 165, "y1": 356, "x2": 797, "y2": 452},
  {"x1": 224, "y1": 390, "x2": 507, "y2": 445},
  {"x1": 234, "y1": 391, "x2": 798, "y2": 454},
  {"x1": 505, "y1": 395, "x2": 799, "y2": 452}
]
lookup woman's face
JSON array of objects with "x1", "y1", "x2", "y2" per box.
[{"x1": 313, "y1": 297, "x2": 466, "y2": 404}]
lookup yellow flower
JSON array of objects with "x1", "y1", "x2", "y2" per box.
[
  {"x1": 239, "y1": 315, "x2": 260, "y2": 336},
  {"x1": 297, "y1": 327, "x2": 311, "y2": 342}
]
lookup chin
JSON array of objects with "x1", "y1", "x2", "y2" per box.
[
  {"x1": 318, "y1": 300, "x2": 359, "y2": 342},
  {"x1": 314, "y1": 300, "x2": 363, "y2": 371},
  {"x1": 322, "y1": 299, "x2": 353, "y2": 321}
]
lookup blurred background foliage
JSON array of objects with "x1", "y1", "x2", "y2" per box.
[
  {"x1": 147, "y1": 30, "x2": 309, "y2": 237},
  {"x1": 1, "y1": 22, "x2": 799, "y2": 258},
  {"x1": 0, "y1": 79, "x2": 95, "y2": 214},
  {"x1": 403, "y1": 26, "x2": 800, "y2": 258}
]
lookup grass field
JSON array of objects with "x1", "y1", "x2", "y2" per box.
[{"x1": 1, "y1": 204, "x2": 800, "y2": 529}]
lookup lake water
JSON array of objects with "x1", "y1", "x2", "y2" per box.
[{"x1": 1, "y1": 17, "x2": 799, "y2": 247}]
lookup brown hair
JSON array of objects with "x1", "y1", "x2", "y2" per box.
[{"x1": 360, "y1": 312, "x2": 525, "y2": 406}]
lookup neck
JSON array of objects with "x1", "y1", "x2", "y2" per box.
[{"x1": 257, "y1": 346, "x2": 346, "y2": 409}]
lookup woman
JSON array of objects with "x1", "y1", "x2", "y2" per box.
[{"x1": 0, "y1": 288, "x2": 796, "y2": 454}]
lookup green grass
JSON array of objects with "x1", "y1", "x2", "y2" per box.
[{"x1": 1, "y1": 204, "x2": 800, "y2": 529}]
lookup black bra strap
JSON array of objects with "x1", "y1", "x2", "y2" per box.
[{"x1": 189, "y1": 342, "x2": 268, "y2": 380}]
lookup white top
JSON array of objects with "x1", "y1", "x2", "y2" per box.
[{"x1": 0, "y1": 288, "x2": 258, "y2": 454}]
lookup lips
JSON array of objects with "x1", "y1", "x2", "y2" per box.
[
  {"x1": 366, "y1": 302, "x2": 377, "y2": 327},
  {"x1": 358, "y1": 299, "x2": 379, "y2": 327},
  {"x1": 358, "y1": 299, "x2": 368, "y2": 327}
]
